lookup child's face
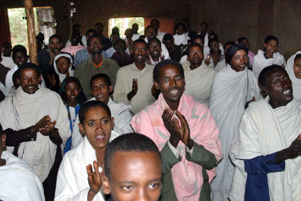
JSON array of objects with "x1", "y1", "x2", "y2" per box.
[
  {"x1": 91, "y1": 77, "x2": 112, "y2": 104},
  {"x1": 78, "y1": 106, "x2": 113, "y2": 150},
  {"x1": 65, "y1": 81, "x2": 81, "y2": 104},
  {"x1": 293, "y1": 57, "x2": 301, "y2": 79},
  {"x1": 57, "y1": 57, "x2": 71, "y2": 74},
  {"x1": 103, "y1": 151, "x2": 162, "y2": 201}
]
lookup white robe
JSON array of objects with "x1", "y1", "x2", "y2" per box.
[
  {"x1": 0, "y1": 55, "x2": 15, "y2": 69},
  {"x1": 209, "y1": 65, "x2": 260, "y2": 201},
  {"x1": 207, "y1": 57, "x2": 226, "y2": 72},
  {"x1": 55, "y1": 135, "x2": 111, "y2": 201},
  {"x1": 286, "y1": 51, "x2": 301, "y2": 100},
  {"x1": 203, "y1": 43, "x2": 224, "y2": 59},
  {"x1": 0, "y1": 87, "x2": 71, "y2": 181},
  {"x1": 229, "y1": 98, "x2": 301, "y2": 201},
  {"x1": 173, "y1": 34, "x2": 190, "y2": 46},
  {"x1": 71, "y1": 97, "x2": 133, "y2": 149},
  {"x1": 0, "y1": 151, "x2": 45, "y2": 201},
  {"x1": 183, "y1": 61, "x2": 217, "y2": 105},
  {"x1": 252, "y1": 49, "x2": 286, "y2": 79},
  {"x1": 145, "y1": 38, "x2": 170, "y2": 60}
]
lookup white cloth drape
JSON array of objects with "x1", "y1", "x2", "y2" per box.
[{"x1": 286, "y1": 51, "x2": 301, "y2": 100}]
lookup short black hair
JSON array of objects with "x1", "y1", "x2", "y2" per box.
[
  {"x1": 78, "y1": 100, "x2": 111, "y2": 124},
  {"x1": 264, "y1": 35, "x2": 279, "y2": 44},
  {"x1": 187, "y1": 43, "x2": 203, "y2": 55},
  {"x1": 86, "y1": 29, "x2": 97, "y2": 36},
  {"x1": 132, "y1": 39, "x2": 148, "y2": 50},
  {"x1": 153, "y1": 59, "x2": 184, "y2": 82},
  {"x1": 151, "y1": 19, "x2": 159, "y2": 24},
  {"x1": 63, "y1": 77, "x2": 82, "y2": 91},
  {"x1": 12, "y1": 45, "x2": 27, "y2": 60},
  {"x1": 175, "y1": 22, "x2": 185, "y2": 31},
  {"x1": 208, "y1": 38, "x2": 219, "y2": 48},
  {"x1": 209, "y1": 32, "x2": 218, "y2": 40},
  {"x1": 17, "y1": 63, "x2": 41, "y2": 79},
  {"x1": 144, "y1": 25, "x2": 155, "y2": 35},
  {"x1": 237, "y1": 37, "x2": 248, "y2": 44},
  {"x1": 105, "y1": 133, "x2": 160, "y2": 180},
  {"x1": 90, "y1": 73, "x2": 112, "y2": 90},
  {"x1": 258, "y1": 65, "x2": 284, "y2": 87},
  {"x1": 87, "y1": 35, "x2": 102, "y2": 46},
  {"x1": 295, "y1": 54, "x2": 301, "y2": 61},
  {"x1": 148, "y1": 37, "x2": 161, "y2": 46},
  {"x1": 115, "y1": 38, "x2": 126, "y2": 46},
  {"x1": 224, "y1": 41, "x2": 235, "y2": 49},
  {"x1": 95, "y1": 22, "x2": 103, "y2": 27},
  {"x1": 49, "y1": 34, "x2": 62, "y2": 44},
  {"x1": 2, "y1": 41, "x2": 11, "y2": 48},
  {"x1": 192, "y1": 35, "x2": 204, "y2": 43},
  {"x1": 163, "y1": 33, "x2": 173, "y2": 41}
]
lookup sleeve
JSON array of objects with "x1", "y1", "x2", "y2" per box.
[
  {"x1": 71, "y1": 116, "x2": 84, "y2": 149},
  {"x1": 161, "y1": 142, "x2": 181, "y2": 175},
  {"x1": 113, "y1": 69, "x2": 131, "y2": 104},
  {"x1": 113, "y1": 107, "x2": 134, "y2": 134},
  {"x1": 5, "y1": 127, "x2": 37, "y2": 146}
]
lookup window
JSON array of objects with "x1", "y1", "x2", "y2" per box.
[{"x1": 108, "y1": 17, "x2": 144, "y2": 38}]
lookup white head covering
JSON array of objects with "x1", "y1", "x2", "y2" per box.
[
  {"x1": 286, "y1": 51, "x2": 301, "y2": 100},
  {"x1": 53, "y1": 53, "x2": 74, "y2": 83}
]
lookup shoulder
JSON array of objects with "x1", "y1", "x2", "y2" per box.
[{"x1": 103, "y1": 57, "x2": 119, "y2": 67}]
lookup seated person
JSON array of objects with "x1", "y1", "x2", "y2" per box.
[
  {"x1": 179, "y1": 35, "x2": 204, "y2": 65},
  {"x1": 61, "y1": 31, "x2": 85, "y2": 58},
  {"x1": 72, "y1": 73, "x2": 133, "y2": 149},
  {"x1": 55, "y1": 100, "x2": 116, "y2": 201},
  {"x1": 147, "y1": 38, "x2": 164, "y2": 66},
  {"x1": 110, "y1": 39, "x2": 134, "y2": 67},
  {"x1": 163, "y1": 34, "x2": 182, "y2": 62},
  {"x1": 203, "y1": 32, "x2": 224, "y2": 58},
  {"x1": 106, "y1": 32, "x2": 131, "y2": 58},
  {"x1": 173, "y1": 22, "x2": 190, "y2": 46},
  {"x1": 237, "y1": 37, "x2": 255, "y2": 68},
  {"x1": 223, "y1": 41, "x2": 235, "y2": 55},
  {"x1": 205, "y1": 38, "x2": 226, "y2": 71},
  {"x1": 0, "y1": 124, "x2": 45, "y2": 201},
  {"x1": 286, "y1": 52, "x2": 301, "y2": 99},
  {"x1": 103, "y1": 133, "x2": 162, "y2": 201}
]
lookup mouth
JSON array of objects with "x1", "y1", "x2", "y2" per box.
[
  {"x1": 95, "y1": 135, "x2": 105, "y2": 140},
  {"x1": 283, "y1": 88, "x2": 292, "y2": 95},
  {"x1": 169, "y1": 88, "x2": 180, "y2": 96}
]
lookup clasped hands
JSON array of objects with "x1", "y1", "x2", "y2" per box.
[{"x1": 32, "y1": 115, "x2": 57, "y2": 136}]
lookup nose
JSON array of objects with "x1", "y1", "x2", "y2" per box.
[{"x1": 135, "y1": 188, "x2": 148, "y2": 201}]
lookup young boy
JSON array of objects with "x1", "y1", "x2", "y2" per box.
[
  {"x1": 55, "y1": 101, "x2": 117, "y2": 201},
  {"x1": 103, "y1": 133, "x2": 162, "y2": 201},
  {"x1": 0, "y1": 124, "x2": 45, "y2": 200}
]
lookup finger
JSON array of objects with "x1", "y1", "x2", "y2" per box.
[
  {"x1": 86, "y1": 164, "x2": 93, "y2": 176},
  {"x1": 93, "y1": 161, "x2": 101, "y2": 174}
]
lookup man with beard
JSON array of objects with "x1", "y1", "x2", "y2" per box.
[
  {"x1": 113, "y1": 39, "x2": 155, "y2": 114},
  {"x1": 230, "y1": 65, "x2": 301, "y2": 201},
  {"x1": 75, "y1": 35, "x2": 119, "y2": 99},
  {"x1": 131, "y1": 59, "x2": 223, "y2": 201},
  {"x1": 183, "y1": 43, "x2": 217, "y2": 105},
  {"x1": 38, "y1": 34, "x2": 63, "y2": 87},
  {"x1": 147, "y1": 38, "x2": 164, "y2": 66}
]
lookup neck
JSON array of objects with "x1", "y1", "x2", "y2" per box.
[
  {"x1": 135, "y1": 61, "x2": 146, "y2": 70},
  {"x1": 151, "y1": 56, "x2": 160, "y2": 62},
  {"x1": 265, "y1": 52, "x2": 273, "y2": 59},
  {"x1": 269, "y1": 99, "x2": 290, "y2": 109},
  {"x1": 92, "y1": 54, "x2": 103, "y2": 65},
  {"x1": 190, "y1": 62, "x2": 202, "y2": 70},
  {"x1": 67, "y1": 100, "x2": 78, "y2": 107},
  {"x1": 95, "y1": 148, "x2": 106, "y2": 164},
  {"x1": 168, "y1": 102, "x2": 179, "y2": 111}
]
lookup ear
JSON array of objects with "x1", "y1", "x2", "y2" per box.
[
  {"x1": 110, "y1": 117, "x2": 114, "y2": 130},
  {"x1": 102, "y1": 174, "x2": 111, "y2": 195},
  {"x1": 17, "y1": 78, "x2": 21, "y2": 85},
  {"x1": 154, "y1": 81, "x2": 160, "y2": 90},
  {"x1": 2, "y1": 134, "x2": 6, "y2": 149},
  {"x1": 187, "y1": 55, "x2": 190, "y2": 61},
  {"x1": 38, "y1": 75, "x2": 42, "y2": 84},
  {"x1": 109, "y1": 85, "x2": 113, "y2": 93},
  {"x1": 261, "y1": 85, "x2": 268, "y2": 96},
  {"x1": 78, "y1": 123, "x2": 85, "y2": 136},
  {"x1": 264, "y1": 43, "x2": 267, "y2": 49}
]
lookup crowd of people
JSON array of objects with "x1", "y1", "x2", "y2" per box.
[{"x1": 0, "y1": 17, "x2": 300, "y2": 201}]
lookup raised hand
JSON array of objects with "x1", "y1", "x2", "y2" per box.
[
  {"x1": 204, "y1": 55, "x2": 212, "y2": 66},
  {"x1": 162, "y1": 108, "x2": 181, "y2": 148},
  {"x1": 127, "y1": 78, "x2": 138, "y2": 101},
  {"x1": 174, "y1": 111, "x2": 193, "y2": 149},
  {"x1": 87, "y1": 161, "x2": 102, "y2": 201},
  {"x1": 31, "y1": 115, "x2": 51, "y2": 134}
]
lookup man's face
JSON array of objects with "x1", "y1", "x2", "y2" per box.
[
  {"x1": 209, "y1": 41, "x2": 219, "y2": 52},
  {"x1": 230, "y1": 49, "x2": 248, "y2": 72},
  {"x1": 151, "y1": 21, "x2": 159, "y2": 31},
  {"x1": 125, "y1": 29, "x2": 133, "y2": 39},
  {"x1": 154, "y1": 64, "x2": 185, "y2": 107},
  {"x1": 2, "y1": 43, "x2": 12, "y2": 57},
  {"x1": 176, "y1": 25, "x2": 185, "y2": 35},
  {"x1": 95, "y1": 24, "x2": 104, "y2": 34},
  {"x1": 111, "y1": 33, "x2": 120, "y2": 44},
  {"x1": 132, "y1": 42, "x2": 147, "y2": 63},
  {"x1": 115, "y1": 41, "x2": 126, "y2": 53},
  {"x1": 149, "y1": 40, "x2": 161, "y2": 59},
  {"x1": 88, "y1": 37, "x2": 103, "y2": 54},
  {"x1": 13, "y1": 51, "x2": 26, "y2": 68},
  {"x1": 91, "y1": 77, "x2": 112, "y2": 104},
  {"x1": 132, "y1": 24, "x2": 138, "y2": 33},
  {"x1": 188, "y1": 46, "x2": 203, "y2": 66},
  {"x1": 49, "y1": 37, "x2": 62, "y2": 54},
  {"x1": 294, "y1": 57, "x2": 301, "y2": 79},
  {"x1": 263, "y1": 68, "x2": 293, "y2": 108},
  {"x1": 73, "y1": 25, "x2": 81, "y2": 34},
  {"x1": 71, "y1": 32, "x2": 81, "y2": 45},
  {"x1": 78, "y1": 106, "x2": 113, "y2": 150},
  {"x1": 163, "y1": 39, "x2": 173, "y2": 50},
  {"x1": 145, "y1": 27, "x2": 156, "y2": 40},
  {"x1": 18, "y1": 68, "x2": 41, "y2": 94},
  {"x1": 56, "y1": 57, "x2": 71, "y2": 74},
  {"x1": 103, "y1": 151, "x2": 162, "y2": 201}
]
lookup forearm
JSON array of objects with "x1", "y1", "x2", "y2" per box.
[
  {"x1": 49, "y1": 128, "x2": 63, "y2": 145},
  {"x1": 161, "y1": 142, "x2": 181, "y2": 175},
  {"x1": 4, "y1": 127, "x2": 37, "y2": 146}
]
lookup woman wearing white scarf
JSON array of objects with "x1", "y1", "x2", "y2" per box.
[
  {"x1": 209, "y1": 44, "x2": 260, "y2": 201},
  {"x1": 53, "y1": 53, "x2": 74, "y2": 84},
  {"x1": 286, "y1": 51, "x2": 301, "y2": 99},
  {"x1": 253, "y1": 35, "x2": 286, "y2": 79}
]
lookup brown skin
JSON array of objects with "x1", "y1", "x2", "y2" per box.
[
  {"x1": 0, "y1": 134, "x2": 7, "y2": 166},
  {"x1": 49, "y1": 37, "x2": 63, "y2": 65},
  {"x1": 90, "y1": 77, "x2": 113, "y2": 104},
  {"x1": 264, "y1": 39, "x2": 278, "y2": 59},
  {"x1": 187, "y1": 45, "x2": 204, "y2": 70},
  {"x1": 294, "y1": 57, "x2": 301, "y2": 79},
  {"x1": 88, "y1": 37, "x2": 103, "y2": 65}
]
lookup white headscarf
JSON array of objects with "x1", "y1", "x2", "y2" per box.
[
  {"x1": 286, "y1": 51, "x2": 301, "y2": 100},
  {"x1": 53, "y1": 53, "x2": 74, "y2": 83}
]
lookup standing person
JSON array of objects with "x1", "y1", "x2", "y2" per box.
[
  {"x1": 183, "y1": 43, "x2": 217, "y2": 105},
  {"x1": 131, "y1": 59, "x2": 223, "y2": 201},
  {"x1": 286, "y1": 51, "x2": 301, "y2": 99},
  {"x1": 198, "y1": 22, "x2": 209, "y2": 46},
  {"x1": 61, "y1": 31, "x2": 85, "y2": 58},
  {"x1": 209, "y1": 44, "x2": 260, "y2": 201},
  {"x1": 0, "y1": 63, "x2": 71, "y2": 200},
  {"x1": 131, "y1": 23, "x2": 140, "y2": 41},
  {"x1": 103, "y1": 134, "x2": 162, "y2": 201},
  {"x1": 75, "y1": 35, "x2": 119, "y2": 99},
  {"x1": 252, "y1": 35, "x2": 286, "y2": 78},
  {"x1": 113, "y1": 39, "x2": 156, "y2": 113},
  {"x1": 1, "y1": 42, "x2": 15, "y2": 69},
  {"x1": 55, "y1": 101, "x2": 115, "y2": 201},
  {"x1": 151, "y1": 19, "x2": 166, "y2": 42},
  {"x1": 230, "y1": 65, "x2": 301, "y2": 201}
]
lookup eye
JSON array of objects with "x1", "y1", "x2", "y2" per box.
[
  {"x1": 243, "y1": 55, "x2": 248, "y2": 59},
  {"x1": 87, "y1": 122, "x2": 94, "y2": 127},
  {"x1": 122, "y1": 185, "x2": 133, "y2": 191},
  {"x1": 101, "y1": 119, "x2": 109, "y2": 124},
  {"x1": 163, "y1": 77, "x2": 169, "y2": 82},
  {"x1": 149, "y1": 182, "x2": 161, "y2": 189},
  {"x1": 175, "y1": 75, "x2": 182, "y2": 80}
]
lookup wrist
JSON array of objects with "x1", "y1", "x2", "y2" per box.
[
  {"x1": 186, "y1": 138, "x2": 194, "y2": 150},
  {"x1": 169, "y1": 135, "x2": 180, "y2": 148}
]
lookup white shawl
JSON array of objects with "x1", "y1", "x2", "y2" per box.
[
  {"x1": 209, "y1": 65, "x2": 260, "y2": 200},
  {"x1": 183, "y1": 61, "x2": 217, "y2": 105},
  {"x1": 229, "y1": 98, "x2": 301, "y2": 201},
  {"x1": 0, "y1": 151, "x2": 45, "y2": 201},
  {"x1": 55, "y1": 136, "x2": 108, "y2": 201},
  {"x1": 253, "y1": 49, "x2": 286, "y2": 79},
  {"x1": 71, "y1": 97, "x2": 132, "y2": 149},
  {"x1": 53, "y1": 53, "x2": 75, "y2": 83},
  {"x1": 0, "y1": 87, "x2": 71, "y2": 181},
  {"x1": 286, "y1": 51, "x2": 301, "y2": 100},
  {"x1": 173, "y1": 34, "x2": 190, "y2": 46}
]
